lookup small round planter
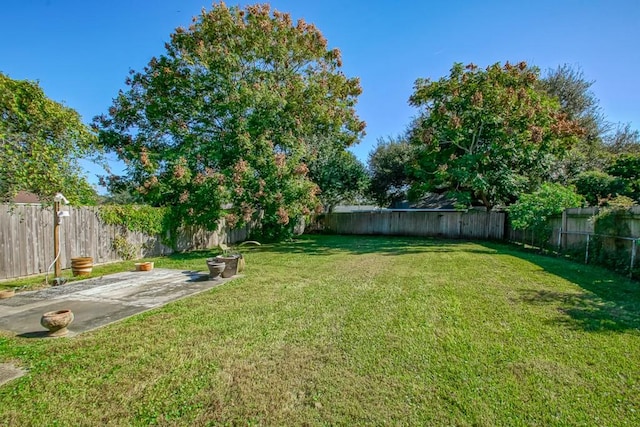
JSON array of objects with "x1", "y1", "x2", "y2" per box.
[
  {"x1": 0, "y1": 289, "x2": 16, "y2": 299},
  {"x1": 40, "y1": 309, "x2": 74, "y2": 337},
  {"x1": 135, "y1": 262, "x2": 154, "y2": 272},
  {"x1": 71, "y1": 257, "x2": 93, "y2": 277},
  {"x1": 206, "y1": 260, "x2": 226, "y2": 279}
]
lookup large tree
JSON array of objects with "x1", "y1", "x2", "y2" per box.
[
  {"x1": 305, "y1": 136, "x2": 369, "y2": 212},
  {"x1": 604, "y1": 123, "x2": 640, "y2": 155},
  {"x1": 408, "y1": 62, "x2": 583, "y2": 210},
  {"x1": 539, "y1": 64, "x2": 608, "y2": 177},
  {"x1": 539, "y1": 64, "x2": 604, "y2": 142},
  {"x1": 95, "y1": 3, "x2": 365, "y2": 239},
  {"x1": 367, "y1": 137, "x2": 415, "y2": 207},
  {"x1": 0, "y1": 72, "x2": 97, "y2": 204}
]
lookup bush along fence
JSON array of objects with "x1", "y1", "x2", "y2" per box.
[
  {"x1": 510, "y1": 206, "x2": 640, "y2": 278},
  {"x1": 0, "y1": 204, "x2": 251, "y2": 281}
]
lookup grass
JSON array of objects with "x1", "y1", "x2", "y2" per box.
[{"x1": 1, "y1": 235, "x2": 640, "y2": 425}]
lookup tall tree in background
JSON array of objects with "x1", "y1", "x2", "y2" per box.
[
  {"x1": 0, "y1": 72, "x2": 98, "y2": 204},
  {"x1": 95, "y1": 3, "x2": 365, "y2": 240},
  {"x1": 367, "y1": 137, "x2": 415, "y2": 207},
  {"x1": 306, "y1": 136, "x2": 369, "y2": 212},
  {"x1": 540, "y1": 64, "x2": 604, "y2": 142},
  {"x1": 539, "y1": 64, "x2": 608, "y2": 176},
  {"x1": 408, "y1": 62, "x2": 583, "y2": 210},
  {"x1": 604, "y1": 123, "x2": 640, "y2": 155}
]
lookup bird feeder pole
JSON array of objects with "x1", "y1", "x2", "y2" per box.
[{"x1": 54, "y1": 199, "x2": 61, "y2": 278}]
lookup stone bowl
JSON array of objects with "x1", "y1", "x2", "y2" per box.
[
  {"x1": 40, "y1": 309, "x2": 74, "y2": 337},
  {"x1": 206, "y1": 259, "x2": 226, "y2": 279}
]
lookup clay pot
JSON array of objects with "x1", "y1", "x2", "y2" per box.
[
  {"x1": 40, "y1": 309, "x2": 74, "y2": 337},
  {"x1": 0, "y1": 289, "x2": 15, "y2": 299},
  {"x1": 135, "y1": 262, "x2": 154, "y2": 271},
  {"x1": 71, "y1": 257, "x2": 93, "y2": 276},
  {"x1": 206, "y1": 260, "x2": 226, "y2": 279}
]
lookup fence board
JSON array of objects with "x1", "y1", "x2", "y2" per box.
[
  {"x1": 320, "y1": 210, "x2": 505, "y2": 240},
  {"x1": 0, "y1": 204, "x2": 255, "y2": 281}
]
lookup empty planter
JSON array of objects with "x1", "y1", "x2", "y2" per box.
[
  {"x1": 71, "y1": 257, "x2": 93, "y2": 276},
  {"x1": 40, "y1": 309, "x2": 74, "y2": 337}
]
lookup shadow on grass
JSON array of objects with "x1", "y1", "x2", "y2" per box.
[{"x1": 480, "y1": 241, "x2": 640, "y2": 332}]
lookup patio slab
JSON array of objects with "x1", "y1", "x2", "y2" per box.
[{"x1": 0, "y1": 268, "x2": 235, "y2": 337}]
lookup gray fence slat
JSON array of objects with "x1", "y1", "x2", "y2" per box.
[
  {"x1": 0, "y1": 204, "x2": 251, "y2": 280},
  {"x1": 322, "y1": 210, "x2": 506, "y2": 240}
]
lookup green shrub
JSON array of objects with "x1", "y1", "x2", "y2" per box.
[{"x1": 509, "y1": 183, "x2": 583, "y2": 248}]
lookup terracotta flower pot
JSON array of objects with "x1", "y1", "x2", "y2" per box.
[
  {"x1": 0, "y1": 289, "x2": 15, "y2": 299},
  {"x1": 135, "y1": 262, "x2": 154, "y2": 271},
  {"x1": 71, "y1": 257, "x2": 93, "y2": 276},
  {"x1": 40, "y1": 309, "x2": 74, "y2": 337}
]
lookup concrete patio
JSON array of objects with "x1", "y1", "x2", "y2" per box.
[{"x1": 0, "y1": 268, "x2": 235, "y2": 338}]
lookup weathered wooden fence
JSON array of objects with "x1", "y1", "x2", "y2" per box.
[
  {"x1": 0, "y1": 204, "x2": 249, "y2": 280},
  {"x1": 507, "y1": 207, "x2": 640, "y2": 247},
  {"x1": 319, "y1": 210, "x2": 506, "y2": 240},
  {"x1": 507, "y1": 206, "x2": 640, "y2": 274}
]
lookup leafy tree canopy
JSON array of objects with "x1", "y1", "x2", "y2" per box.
[
  {"x1": 95, "y1": 3, "x2": 365, "y2": 239},
  {"x1": 572, "y1": 170, "x2": 624, "y2": 206},
  {"x1": 367, "y1": 137, "x2": 415, "y2": 207},
  {"x1": 408, "y1": 61, "x2": 584, "y2": 210},
  {"x1": 606, "y1": 153, "x2": 640, "y2": 202},
  {"x1": 306, "y1": 136, "x2": 369, "y2": 212},
  {"x1": 539, "y1": 64, "x2": 604, "y2": 141},
  {"x1": 539, "y1": 64, "x2": 608, "y2": 177},
  {"x1": 604, "y1": 123, "x2": 640, "y2": 155},
  {"x1": 0, "y1": 72, "x2": 98, "y2": 204}
]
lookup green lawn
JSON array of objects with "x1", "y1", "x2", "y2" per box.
[{"x1": 1, "y1": 235, "x2": 640, "y2": 425}]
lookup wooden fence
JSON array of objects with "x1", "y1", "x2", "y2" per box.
[
  {"x1": 318, "y1": 210, "x2": 506, "y2": 240},
  {"x1": 507, "y1": 207, "x2": 640, "y2": 248},
  {"x1": 0, "y1": 204, "x2": 249, "y2": 281}
]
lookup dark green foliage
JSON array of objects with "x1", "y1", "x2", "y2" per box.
[
  {"x1": 367, "y1": 137, "x2": 415, "y2": 207},
  {"x1": 572, "y1": 170, "x2": 625, "y2": 206},
  {"x1": 306, "y1": 136, "x2": 370, "y2": 212},
  {"x1": 605, "y1": 154, "x2": 640, "y2": 201}
]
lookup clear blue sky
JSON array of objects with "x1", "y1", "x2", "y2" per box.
[{"x1": 2, "y1": 0, "x2": 639, "y2": 192}]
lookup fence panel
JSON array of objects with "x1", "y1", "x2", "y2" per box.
[
  {"x1": 0, "y1": 204, "x2": 250, "y2": 281},
  {"x1": 321, "y1": 210, "x2": 505, "y2": 240}
]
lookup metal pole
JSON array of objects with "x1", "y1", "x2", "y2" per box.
[
  {"x1": 631, "y1": 239, "x2": 638, "y2": 278},
  {"x1": 585, "y1": 234, "x2": 590, "y2": 264},
  {"x1": 54, "y1": 200, "x2": 61, "y2": 277},
  {"x1": 557, "y1": 227, "x2": 562, "y2": 251}
]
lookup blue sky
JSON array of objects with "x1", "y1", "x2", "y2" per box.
[{"x1": 2, "y1": 0, "x2": 639, "y2": 192}]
